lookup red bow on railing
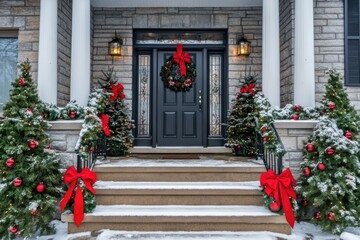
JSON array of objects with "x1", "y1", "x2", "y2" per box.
[
  {"x1": 240, "y1": 83, "x2": 255, "y2": 95},
  {"x1": 100, "y1": 114, "x2": 111, "y2": 137},
  {"x1": 109, "y1": 83, "x2": 125, "y2": 102},
  {"x1": 173, "y1": 44, "x2": 191, "y2": 76},
  {"x1": 260, "y1": 168, "x2": 297, "y2": 228},
  {"x1": 60, "y1": 166, "x2": 97, "y2": 227}
]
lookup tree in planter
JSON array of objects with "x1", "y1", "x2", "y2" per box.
[
  {"x1": 0, "y1": 60, "x2": 62, "y2": 239},
  {"x1": 100, "y1": 70, "x2": 134, "y2": 156},
  {"x1": 225, "y1": 74, "x2": 261, "y2": 156}
]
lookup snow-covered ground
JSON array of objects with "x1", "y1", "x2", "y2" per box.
[{"x1": 30, "y1": 221, "x2": 360, "y2": 240}]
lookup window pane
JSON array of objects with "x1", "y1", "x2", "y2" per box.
[
  {"x1": 0, "y1": 38, "x2": 18, "y2": 112},
  {"x1": 209, "y1": 55, "x2": 222, "y2": 136},
  {"x1": 138, "y1": 55, "x2": 151, "y2": 136},
  {"x1": 136, "y1": 32, "x2": 225, "y2": 45},
  {"x1": 347, "y1": 39, "x2": 360, "y2": 84},
  {"x1": 348, "y1": 0, "x2": 359, "y2": 36}
]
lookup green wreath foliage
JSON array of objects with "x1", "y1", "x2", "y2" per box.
[{"x1": 160, "y1": 56, "x2": 196, "y2": 92}]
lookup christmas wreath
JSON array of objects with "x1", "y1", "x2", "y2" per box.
[{"x1": 160, "y1": 44, "x2": 196, "y2": 92}]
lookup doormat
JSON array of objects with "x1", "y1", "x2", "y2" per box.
[{"x1": 162, "y1": 154, "x2": 200, "y2": 159}]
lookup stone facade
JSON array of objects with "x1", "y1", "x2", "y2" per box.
[{"x1": 92, "y1": 7, "x2": 263, "y2": 108}]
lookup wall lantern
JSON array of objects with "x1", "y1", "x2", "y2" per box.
[
  {"x1": 109, "y1": 31, "x2": 123, "y2": 57},
  {"x1": 237, "y1": 34, "x2": 251, "y2": 57}
]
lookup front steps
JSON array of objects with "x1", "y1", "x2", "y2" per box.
[{"x1": 61, "y1": 155, "x2": 291, "y2": 235}]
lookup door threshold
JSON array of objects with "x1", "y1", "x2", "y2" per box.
[{"x1": 131, "y1": 147, "x2": 232, "y2": 154}]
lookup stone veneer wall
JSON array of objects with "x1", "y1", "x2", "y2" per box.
[
  {"x1": 274, "y1": 120, "x2": 318, "y2": 180},
  {"x1": 47, "y1": 120, "x2": 83, "y2": 171},
  {"x1": 0, "y1": 0, "x2": 40, "y2": 82},
  {"x1": 92, "y1": 7, "x2": 263, "y2": 111},
  {"x1": 57, "y1": 0, "x2": 72, "y2": 106}
]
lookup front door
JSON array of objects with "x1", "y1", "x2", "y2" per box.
[{"x1": 157, "y1": 51, "x2": 203, "y2": 146}]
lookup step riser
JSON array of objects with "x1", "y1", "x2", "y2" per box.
[
  {"x1": 95, "y1": 195, "x2": 264, "y2": 205},
  {"x1": 96, "y1": 172, "x2": 261, "y2": 182},
  {"x1": 68, "y1": 222, "x2": 290, "y2": 234}
]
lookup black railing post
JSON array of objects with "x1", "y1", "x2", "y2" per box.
[{"x1": 76, "y1": 155, "x2": 82, "y2": 173}]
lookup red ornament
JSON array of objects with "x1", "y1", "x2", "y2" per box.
[
  {"x1": 28, "y1": 140, "x2": 38, "y2": 150},
  {"x1": 31, "y1": 209, "x2": 38, "y2": 216},
  {"x1": 345, "y1": 131, "x2": 353, "y2": 139},
  {"x1": 263, "y1": 137, "x2": 267, "y2": 143},
  {"x1": 292, "y1": 114, "x2": 299, "y2": 120},
  {"x1": 306, "y1": 143, "x2": 314, "y2": 152},
  {"x1": 303, "y1": 167, "x2": 311, "y2": 176},
  {"x1": 314, "y1": 212, "x2": 321, "y2": 219},
  {"x1": 328, "y1": 212, "x2": 335, "y2": 221},
  {"x1": 237, "y1": 145, "x2": 241, "y2": 149},
  {"x1": 261, "y1": 126, "x2": 267, "y2": 132},
  {"x1": 317, "y1": 163, "x2": 326, "y2": 171},
  {"x1": 26, "y1": 109, "x2": 33, "y2": 114},
  {"x1": 47, "y1": 146, "x2": 53, "y2": 150},
  {"x1": 6, "y1": 157, "x2": 15, "y2": 168},
  {"x1": 18, "y1": 78, "x2": 26, "y2": 86},
  {"x1": 326, "y1": 147, "x2": 334, "y2": 155},
  {"x1": 69, "y1": 111, "x2": 76, "y2": 119},
  {"x1": 294, "y1": 104, "x2": 301, "y2": 112},
  {"x1": 89, "y1": 146, "x2": 94, "y2": 152},
  {"x1": 329, "y1": 102, "x2": 336, "y2": 110},
  {"x1": 9, "y1": 225, "x2": 18, "y2": 233},
  {"x1": 13, "y1": 178, "x2": 22, "y2": 187},
  {"x1": 36, "y1": 182, "x2": 45, "y2": 193},
  {"x1": 128, "y1": 124, "x2": 132, "y2": 129},
  {"x1": 269, "y1": 201, "x2": 281, "y2": 212},
  {"x1": 301, "y1": 198, "x2": 308, "y2": 207}
]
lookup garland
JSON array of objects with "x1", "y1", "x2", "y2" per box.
[{"x1": 160, "y1": 44, "x2": 196, "y2": 92}]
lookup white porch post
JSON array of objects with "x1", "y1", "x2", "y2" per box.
[
  {"x1": 262, "y1": 0, "x2": 280, "y2": 107},
  {"x1": 38, "y1": 0, "x2": 58, "y2": 104},
  {"x1": 294, "y1": 0, "x2": 315, "y2": 107},
  {"x1": 70, "y1": 0, "x2": 91, "y2": 106}
]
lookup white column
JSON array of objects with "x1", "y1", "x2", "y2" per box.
[
  {"x1": 294, "y1": 0, "x2": 315, "y2": 107},
  {"x1": 262, "y1": 0, "x2": 280, "y2": 107},
  {"x1": 70, "y1": 0, "x2": 91, "y2": 106},
  {"x1": 38, "y1": 0, "x2": 58, "y2": 104}
]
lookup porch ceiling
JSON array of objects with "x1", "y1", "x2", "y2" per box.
[{"x1": 91, "y1": 0, "x2": 262, "y2": 8}]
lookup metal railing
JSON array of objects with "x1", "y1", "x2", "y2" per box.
[
  {"x1": 255, "y1": 122, "x2": 284, "y2": 174},
  {"x1": 76, "y1": 131, "x2": 107, "y2": 173}
]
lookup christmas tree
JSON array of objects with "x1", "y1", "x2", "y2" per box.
[
  {"x1": 100, "y1": 70, "x2": 134, "y2": 156},
  {"x1": 297, "y1": 70, "x2": 360, "y2": 234},
  {"x1": 0, "y1": 60, "x2": 62, "y2": 239},
  {"x1": 225, "y1": 74, "x2": 261, "y2": 156}
]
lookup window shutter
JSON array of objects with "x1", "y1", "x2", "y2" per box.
[{"x1": 346, "y1": 0, "x2": 360, "y2": 85}]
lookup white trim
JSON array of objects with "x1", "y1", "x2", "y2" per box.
[{"x1": 91, "y1": 0, "x2": 262, "y2": 8}]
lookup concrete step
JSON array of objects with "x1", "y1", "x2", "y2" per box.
[
  {"x1": 94, "y1": 159, "x2": 265, "y2": 182},
  {"x1": 131, "y1": 147, "x2": 232, "y2": 154},
  {"x1": 62, "y1": 205, "x2": 291, "y2": 235},
  {"x1": 94, "y1": 181, "x2": 263, "y2": 205}
]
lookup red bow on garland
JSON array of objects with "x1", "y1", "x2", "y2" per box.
[
  {"x1": 60, "y1": 166, "x2": 97, "y2": 227},
  {"x1": 109, "y1": 83, "x2": 125, "y2": 102},
  {"x1": 100, "y1": 114, "x2": 111, "y2": 137},
  {"x1": 173, "y1": 44, "x2": 191, "y2": 76},
  {"x1": 260, "y1": 168, "x2": 297, "y2": 228},
  {"x1": 240, "y1": 83, "x2": 255, "y2": 95}
]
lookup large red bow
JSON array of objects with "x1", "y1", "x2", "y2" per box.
[
  {"x1": 240, "y1": 83, "x2": 255, "y2": 95},
  {"x1": 60, "y1": 166, "x2": 97, "y2": 227},
  {"x1": 109, "y1": 83, "x2": 125, "y2": 102},
  {"x1": 260, "y1": 168, "x2": 297, "y2": 228},
  {"x1": 173, "y1": 44, "x2": 191, "y2": 76},
  {"x1": 100, "y1": 114, "x2": 111, "y2": 137}
]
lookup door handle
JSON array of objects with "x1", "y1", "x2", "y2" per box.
[{"x1": 198, "y1": 90, "x2": 202, "y2": 111}]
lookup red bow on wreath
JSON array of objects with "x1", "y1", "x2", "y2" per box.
[
  {"x1": 100, "y1": 114, "x2": 111, "y2": 137},
  {"x1": 109, "y1": 83, "x2": 125, "y2": 102},
  {"x1": 60, "y1": 166, "x2": 97, "y2": 227},
  {"x1": 260, "y1": 168, "x2": 296, "y2": 228},
  {"x1": 173, "y1": 44, "x2": 191, "y2": 76},
  {"x1": 240, "y1": 83, "x2": 255, "y2": 95}
]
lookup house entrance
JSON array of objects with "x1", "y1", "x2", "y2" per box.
[{"x1": 133, "y1": 30, "x2": 227, "y2": 147}]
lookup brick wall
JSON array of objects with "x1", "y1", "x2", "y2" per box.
[
  {"x1": 0, "y1": 0, "x2": 40, "y2": 82},
  {"x1": 57, "y1": 0, "x2": 72, "y2": 106},
  {"x1": 92, "y1": 7, "x2": 263, "y2": 110}
]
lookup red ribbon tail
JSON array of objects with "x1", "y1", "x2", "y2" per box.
[
  {"x1": 73, "y1": 183, "x2": 85, "y2": 227},
  {"x1": 179, "y1": 61, "x2": 187, "y2": 76},
  {"x1": 280, "y1": 186, "x2": 295, "y2": 228},
  {"x1": 60, "y1": 181, "x2": 77, "y2": 212}
]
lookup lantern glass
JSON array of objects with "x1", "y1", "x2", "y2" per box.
[
  {"x1": 108, "y1": 37, "x2": 122, "y2": 57},
  {"x1": 237, "y1": 37, "x2": 251, "y2": 56}
]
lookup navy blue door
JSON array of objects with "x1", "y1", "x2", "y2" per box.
[{"x1": 157, "y1": 51, "x2": 203, "y2": 146}]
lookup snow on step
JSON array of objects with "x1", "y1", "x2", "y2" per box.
[
  {"x1": 94, "y1": 181, "x2": 261, "y2": 190},
  {"x1": 87, "y1": 205, "x2": 277, "y2": 217},
  {"x1": 95, "y1": 159, "x2": 263, "y2": 168}
]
